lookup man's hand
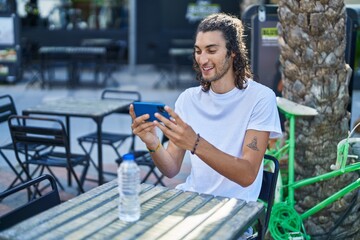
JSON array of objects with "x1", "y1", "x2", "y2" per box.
[
  {"x1": 154, "y1": 105, "x2": 198, "y2": 152},
  {"x1": 129, "y1": 104, "x2": 159, "y2": 149}
]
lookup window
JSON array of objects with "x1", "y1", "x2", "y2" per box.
[{"x1": 16, "y1": 0, "x2": 129, "y2": 30}]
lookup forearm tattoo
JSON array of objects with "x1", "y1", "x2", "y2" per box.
[{"x1": 247, "y1": 136, "x2": 259, "y2": 151}]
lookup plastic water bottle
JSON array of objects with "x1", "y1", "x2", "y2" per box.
[{"x1": 117, "y1": 153, "x2": 141, "y2": 222}]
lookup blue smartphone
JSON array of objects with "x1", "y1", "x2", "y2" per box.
[{"x1": 133, "y1": 102, "x2": 170, "y2": 122}]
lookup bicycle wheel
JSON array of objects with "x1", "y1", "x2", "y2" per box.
[{"x1": 269, "y1": 202, "x2": 304, "y2": 240}]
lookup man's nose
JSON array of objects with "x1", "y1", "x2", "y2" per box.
[{"x1": 198, "y1": 53, "x2": 208, "y2": 65}]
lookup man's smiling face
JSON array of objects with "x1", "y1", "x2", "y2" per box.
[{"x1": 194, "y1": 30, "x2": 234, "y2": 84}]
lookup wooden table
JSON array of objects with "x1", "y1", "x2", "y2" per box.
[
  {"x1": 22, "y1": 98, "x2": 132, "y2": 185},
  {"x1": 0, "y1": 181, "x2": 265, "y2": 239}
]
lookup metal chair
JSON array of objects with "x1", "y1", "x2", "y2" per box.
[
  {"x1": 0, "y1": 95, "x2": 47, "y2": 190},
  {"x1": 259, "y1": 154, "x2": 279, "y2": 231},
  {"x1": 0, "y1": 174, "x2": 61, "y2": 231},
  {"x1": 77, "y1": 89, "x2": 140, "y2": 177},
  {"x1": 249, "y1": 154, "x2": 279, "y2": 239},
  {"x1": 116, "y1": 134, "x2": 168, "y2": 186},
  {"x1": 8, "y1": 115, "x2": 90, "y2": 194}
]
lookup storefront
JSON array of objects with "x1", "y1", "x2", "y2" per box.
[
  {"x1": 19, "y1": 0, "x2": 129, "y2": 63},
  {"x1": 2, "y1": 0, "x2": 242, "y2": 83}
]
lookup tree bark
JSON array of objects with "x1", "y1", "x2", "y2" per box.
[{"x1": 277, "y1": 0, "x2": 360, "y2": 238}]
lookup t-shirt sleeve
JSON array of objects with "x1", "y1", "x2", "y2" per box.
[{"x1": 247, "y1": 90, "x2": 282, "y2": 139}]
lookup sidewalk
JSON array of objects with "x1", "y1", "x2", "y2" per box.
[{"x1": 0, "y1": 65, "x2": 193, "y2": 211}]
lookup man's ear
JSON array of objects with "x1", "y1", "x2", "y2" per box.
[{"x1": 231, "y1": 52, "x2": 235, "y2": 58}]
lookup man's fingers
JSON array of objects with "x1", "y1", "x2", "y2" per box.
[
  {"x1": 156, "y1": 120, "x2": 173, "y2": 136},
  {"x1": 164, "y1": 106, "x2": 185, "y2": 125},
  {"x1": 132, "y1": 113, "x2": 150, "y2": 124},
  {"x1": 129, "y1": 104, "x2": 136, "y2": 119},
  {"x1": 154, "y1": 105, "x2": 184, "y2": 126},
  {"x1": 132, "y1": 120, "x2": 155, "y2": 133}
]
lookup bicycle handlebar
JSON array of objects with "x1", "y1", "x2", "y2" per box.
[{"x1": 332, "y1": 121, "x2": 360, "y2": 170}]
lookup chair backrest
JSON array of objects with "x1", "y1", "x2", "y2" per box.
[
  {"x1": 258, "y1": 154, "x2": 279, "y2": 231},
  {"x1": 102, "y1": 89, "x2": 141, "y2": 113},
  {"x1": 8, "y1": 115, "x2": 70, "y2": 165},
  {"x1": 0, "y1": 95, "x2": 17, "y2": 125},
  {"x1": 102, "y1": 89, "x2": 142, "y2": 150},
  {"x1": 0, "y1": 174, "x2": 61, "y2": 230},
  {"x1": 101, "y1": 89, "x2": 141, "y2": 102}
]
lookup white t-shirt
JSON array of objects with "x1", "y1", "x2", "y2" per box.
[{"x1": 175, "y1": 79, "x2": 282, "y2": 202}]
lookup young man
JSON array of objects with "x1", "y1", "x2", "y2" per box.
[{"x1": 129, "y1": 13, "x2": 282, "y2": 202}]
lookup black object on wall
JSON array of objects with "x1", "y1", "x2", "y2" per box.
[{"x1": 242, "y1": 4, "x2": 359, "y2": 95}]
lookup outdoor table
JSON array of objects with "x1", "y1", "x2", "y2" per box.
[
  {"x1": 22, "y1": 97, "x2": 132, "y2": 185},
  {"x1": 0, "y1": 181, "x2": 266, "y2": 240},
  {"x1": 38, "y1": 46, "x2": 107, "y2": 88}
]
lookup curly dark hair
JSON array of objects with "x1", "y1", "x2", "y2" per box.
[{"x1": 193, "y1": 13, "x2": 253, "y2": 92}]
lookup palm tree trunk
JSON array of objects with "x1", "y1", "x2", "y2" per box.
[{"x1": 278, "y1": 0, "x2": 360, "y2": 238}]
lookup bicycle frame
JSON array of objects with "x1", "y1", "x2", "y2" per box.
[
  {"x1": 292, "y1": 122, "x2": 360, "y2": 220},
  {"x1": 269, "y1": 98, "x2": 316, "y2": 207},
  {"x1": 289, "y1": 163, "x2": 360, "y2": 220},
  {"x1": 285, "y1": 121, "x2": 360, "y2": 212},
  {"x1": 284, "y1": 111, "x2": 297, "y2": 207},
  {"x1": 268, "y1": 67, "x2": 356, "y2": 239},
  {"x1": 269, "y1": 97, "x2": 360, "y2": 239}
]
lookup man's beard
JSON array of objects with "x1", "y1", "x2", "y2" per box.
[{"x1": 201, "y1": 54, "x2": 232, "y2": 84}]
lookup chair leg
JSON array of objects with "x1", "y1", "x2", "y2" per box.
[
  {"x1": 67, "y1": 164, "x2": 85, "y2": 194},
  {"x1": 148, "y1": 167, "x2": 165, "y2": 186},
  {"x1": 153, "y1": 171, "x2": 166, "y2": 186},
  {"x1": 14, "y1": 164, "x2": 42, "y2": 187},
  {"x1": 141, "y1": 167, "x2": 154, "y2": 184},
  {"x1": 79, "y1": 139, "x2": 129, "y2": 178},
  {"x1": 6, "y1": 175, "x2": 23, "y2": 191},
  {"x1": 25, "y1": 165, "x2": 45, "y2": 201},
  {"x1": 79, "y1": 161, "x2": 90, "y2": 191},
  {"x1": 67, "y1": 166, "x2": 72, "y2": 187},
  {"x1": 81, "y1": 141, "x2": 96, "y2": 157},
  {"x1": 111, "y1": 144, "x2": 123, "y2": 160},
  {"x1": 140, "y1": 166, "x2": 166, "y2": 186},
  {"x1": 45, "y1": 166, "x2": 65, "y2": 191},
  {"x1": 0, "y1": 149, "x2": 26, "y2": 189},
  {"x1": 78, "y1": 141, "x2": 99, "y2": 171}
]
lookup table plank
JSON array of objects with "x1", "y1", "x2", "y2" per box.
[
  {"x1": 115, "y1": 191, "x2": 200, "y2": 240},
  {"x1": 51, "y1": 184, "x2": 157, "y2": 240},
  {"x1": 136, "y1": 192, "x2": 209, "y2": 240},
  {"x1": 157, "y1": 195, "x2": 228, "y2": 240},
  {"x1": 38, "y1": 184, "x2": 167, "y2": 240},
  {"x1": 182, "y1": 198, "x2": 247, "y2": 240},
  {"x1": 24, "y1": 98, "x2": 131, "y2": 117},
  {"x1": 209, "y1": 201, "x2": 265, "y2": 240},
  {"x1": 89, "y1": 187, "x2": 183, "y2": 239}
]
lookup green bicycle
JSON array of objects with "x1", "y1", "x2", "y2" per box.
[{"x1": 266, "y1": 97, "x2": 360, "y2": 240}]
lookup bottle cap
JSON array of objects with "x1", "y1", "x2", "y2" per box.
[{"x1": 122, "y1": 153, "x2": 135, "y2": 161}]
